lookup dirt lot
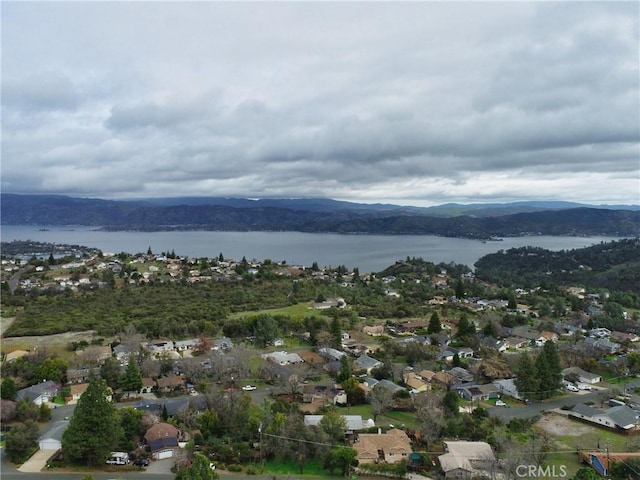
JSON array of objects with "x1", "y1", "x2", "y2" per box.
[{"x1": 535, "y1": 413, "x2": 594, "y2": 436}]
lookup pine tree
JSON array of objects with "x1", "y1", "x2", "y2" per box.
[
  {"x1": 539, "y1": 341, "x2": 562, "y2": 396},
  {"x1": 535, "y1": 350, "x2": 553, "y2": 399},
  {"x1": 456, "y1": 314, "x2": 475, "y2": 338},
  {"x1": 428, "y1": 312, "x2": 442, "y2": 334},
  {"x1": 120, "y1": 360, "x2": 143, "y2": 393},
  {"x1": 330, "y1": 314, "x2": 342, "y2": 348},
  {"x1": 514, "y1": 352, "x2": 539, "y2": 402},
  {"x1": 62, "y1": 379, "x2": 123, "y2": 466}
]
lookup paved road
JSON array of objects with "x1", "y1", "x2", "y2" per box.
[{"x1": 485, "y1": 381, "x2": 640, "y2": 421}]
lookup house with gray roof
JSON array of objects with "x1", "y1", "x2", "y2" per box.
[
  {"x1": 570, "y1": 403, "x2": 639, "y2": 431},
  {"x1": 354, "y1": 354, "x2": 383, "y2": 375},
  {"x1": 262, "y1": 351, "x2": 304, "y2": 365},
  {"x1": 15, "y1": 380, "x2": 60, "y2": 405}
]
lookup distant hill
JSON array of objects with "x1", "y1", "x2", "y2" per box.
[
  {"x1": 2, "y1": 194, "x2": 639, "y2": 239},
  {"x1": 474, "y1": 238, "x2": 640, "y2": 294}
]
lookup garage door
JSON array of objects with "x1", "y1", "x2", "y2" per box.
[
  {"x1": 39, "y1": 440, "x2": 61, "y2": 450},
  {"x1": 156, "y1": 449, "x2": 173, "y2": 460}
]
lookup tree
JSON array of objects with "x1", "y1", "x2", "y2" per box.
[
  {"x1": 456, "y1": 314, "x2": 475, "y2": 338},
  {"x1": 4, "y1": 420, "x2": 39, "y2": 463},
  {"x1": 178, "y1": 453, "x2": 218, "y2": 480},
  {"x1": 253, "y1": 314, "x2": 280, "y2": 348},
  {"x1": 336, "y1": 355, "x2": 352, "y2": 383},
  {"x1": 514, "y1": 352, "x2": 539, "y2": 401},
  {"x1": 118, "y1": 407, "x2": 143, "y2": 451},
  {"x1": 369, "y1": 385, "x2": 394, "y2": 421},
  {"x1": 573, "y1": 467, "x2": 600, "y2": 480},
  {"x1": 330, "y1": 314, "x2": 342, "y2": 348},
  {"x1": 1, "y1": 377, "x2": 17, "y2": 400},
  {"x1": 323, "y1": 446, "x2": 357, "y2": 476},
  {"x1": 34, "y1": 356, "x2": 68, "y2": 383},
  {"x1": 442, "y1": 390, "x2": 460, "y2": 417},
  {"x1": 100, "y1": 357, "x2": 122, "y2": 390},
  {"x1": 120, "y1": 360, "x2": 143, "y2": 393},
  {"x1": 318, "y1": 410, "x2": 347, "y2": 442},
  {"x1": 428, "y1": 312, "x2": 442, "y2": 334},
  {"x1": 416, "y1": 404, "x2": 444, "y2": 450},
  {"x1": 538, "y1": 341, "x2": 562, "y2": 397},
  {"x1": 62, "y1": 379, "x2": 123, "y2": 466}
]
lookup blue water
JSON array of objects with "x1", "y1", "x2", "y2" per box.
[{"x1": 0, "y1": 225, "x2": 621, "y2": 273}]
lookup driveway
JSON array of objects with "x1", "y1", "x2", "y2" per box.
[
  {"x1": 143, "y1": 458, "x2": 175, "y2": 474},
  {"x1": 17, "y1": 449, "x2": 55, "y2": 473}
]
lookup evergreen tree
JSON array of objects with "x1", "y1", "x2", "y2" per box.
[
  {"x1": 535, "y1": 350, "x2": 553, "y2": 399},
  {"x1": 514, "y1": 352, "x2": 539, "y2": 401},
  {"x1": 336, "y1": 355, "x2": 352, "y2": 383},
  {"x1": 456, "y1": 314, "x2": 475, "y2": 338},
  {"x1": 1, "y1": 378, "x2": 17, "y2": 400},
  {"x1": 330, "y1": 314, "x2": 342, "y2": 348},
  {"x1": 452, "y1": 353, "x2": 461, "y2": 368},
  {"x1": 62, "y1": 379, "x2": 123, "y2": 466},
  {"x1": 120, "y1": 360, "x2": 143, "y2": 392},
  {"x1": 455, "y1": 279, "x2": 465, "y2": 299},
  {"x1": 428, "y1": 312, "x2": 442, "y2": 334},
  {"x1": 538, "y1": 341, "x2": 562, "y2": 397}
]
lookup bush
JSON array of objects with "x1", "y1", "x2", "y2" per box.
[{"x1": 227, "y1": 464, "x2": 243, "y2": 472}]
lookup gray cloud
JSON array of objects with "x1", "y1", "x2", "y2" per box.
[{"x1": 1, "y1": 2, "x2": 638, "y2": 206}]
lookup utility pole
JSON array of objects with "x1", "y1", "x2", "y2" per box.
[{"x1": 259, "y1": 422, "x2": 263, "y2": 472}]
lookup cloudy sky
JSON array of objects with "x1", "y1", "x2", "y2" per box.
[{"x1": 2, "y1": 1, "x2": 639, "y2": 207}]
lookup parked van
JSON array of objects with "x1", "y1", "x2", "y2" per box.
[{"x1": 106, "y1": 452, "x2": 130, "y2": 465}]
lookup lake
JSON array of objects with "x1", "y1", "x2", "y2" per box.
[{"x1": 0, "y1": 225, "x2": 621, "y2": 273}]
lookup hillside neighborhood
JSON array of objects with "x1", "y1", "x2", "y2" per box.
[{"x1": 2, "y1": 241, "x2": 640, "y2": 479}]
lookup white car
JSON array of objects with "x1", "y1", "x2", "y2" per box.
[
  {"x1": 565, "y1": 384, "x2": 579, "y2": 392},
  {"x1": 242, "y1": 385, "x2": 257, "y2": 391},
  {"x1": 495, "y1": 399, "x2": 507, "y2": 407}
]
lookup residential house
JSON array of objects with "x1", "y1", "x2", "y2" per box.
[
  {"x1": 570, "y1": 403, "x2": 640, "y2": 431},
  {"x1": 374, "y1": 379, "x2": 405, "y2": 395},
  {"x1": 3, "y1": 349, "x2": 29, "y2": 363},
  {"x1": 562, "y1": 367, "x2": 602, "y2": 385},
  {"x1": 67, "y1": 383, "x2": 89, "y2": 404},
  {"x1": 579, "y1": 451, "x2": 640, "y2": 478},
  {"x1": 403, "y1": 373, "x2": 431, "y2": 393},
  {"x1": 66, "y1": 367, "x2": 101, "y2": 385},
  {"x1": 504, "y1": 337, "x2": 529, "y2": 350},
  {"x1": 318, "y1": 347, "x2": 346, "y2": 362},
  {"x1": 75, "y1": 345, "x2": 112, "y2": 364},
  {"x1": 140, "y1": 377, "x2": 155, "y2": 394},
  {"x1": 394, "y1": 320, "x2": 429, "y2": 334},
  {"x1": 481, "y1": 337, "x2": 507, "y2": 353},
  {"x1": 493, "y1": 378, "x2": 523, "y2": 400},
  {"x1": 15, "y1": 380, "x2": 60, "y2": 405},
  {"x1": 212, "y1": 337, "x2": 233, "y2": 350},
  {"x1": 354, "y1": 355, "x2": 383, "y2": 375},
  {"x1": 589, "y1": 327, "x2": 612, "y2": 338},
  {"x1": 262, "y1": 351, "x2": 304, "y2": 365},
  {"x1": 432, "y1": 371, "x2": 457, "y2": 390},
  {"x1": 39, "y1": 421, "x2": 69, "y2": 451},
  {"x1": 439, "y1": 441, "x2": 496, "y2": 479},
  {"x1": 539, "y1": 331, "x2": 559, "y2": 344},
  {"x1": 156, "y1": 375, "x2": 185, "y2": 393},
  {"x1": 455, "y1": 384, "x2": 501, "y2": 402},
  {"x1": 174, "y1": 339, "x2": 199, "y2": 351},
  {"x1": 418, "y1": 369, "x2": 436, "y2": 382},
  {"x1": 352, "y1": 428, "x2": 412, "y2": 464},
  {"x1": 584, "y1": 337, "x2": 621, "y2": 354},
  {"x1": 449, "y1": 367, "x2": 475, "y2": 384},
  {"x1": 611, "y1": 331, "x2": 640, "y2": 344},
  {"x1": 144, "y1": 423, "x2": 180, "y2": 459}
]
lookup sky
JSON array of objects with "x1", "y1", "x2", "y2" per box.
[{"x1": 2, "y1": 1, "x2": 639, "y2": 207}]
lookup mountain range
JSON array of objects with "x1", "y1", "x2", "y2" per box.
[{"x1": 2, "y1": 193, "x2": 639, "y2": 239}]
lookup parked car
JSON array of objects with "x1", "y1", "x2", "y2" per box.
[
  {"x1": 565, "y1": 384, "x2": 579, "y2": 392},
  {"x1": 134, "y1": 458, "x2": 150, "y2": 467},
  {"x1": 495, "y1": 400, "x2": 507, "y2": 407},
  {"x1": 242, "y1": 385, "x2": 257, "y2": 391}
]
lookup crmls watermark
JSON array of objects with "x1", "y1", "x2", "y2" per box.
[{"x1": 516, "y1": 465, "x2": 568, "y2": 478}]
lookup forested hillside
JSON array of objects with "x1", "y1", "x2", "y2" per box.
[
  {"x1": 474, "y1": 238, "x2": 640, "y2": 294},
  {"x1": 2, "y1": 193, "x2": 640, "y2": 239}
]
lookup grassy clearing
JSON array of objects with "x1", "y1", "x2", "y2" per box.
[{"x1": 229, "y1": 302, "x2": 328, "y2": 321}]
